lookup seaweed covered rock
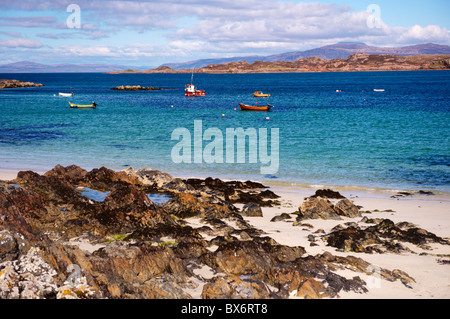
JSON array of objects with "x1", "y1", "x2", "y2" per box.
[
  {"x1": 297, "y1": 195, "x2": 361, "y2": 220},
  {"x1": 163, "y1": 192, "x2": 238, "y2": 219},
  {"x1": 202, "y1": 275, "x2": 271, "y2": 299},
  {"x1": 298, "y1": 197, "x2": 342, "y2": 220},
  {"x1": 326, "y1": 218, "x2": 449, "y2": 253},
  {"x1": 96, "y1": 184, "x2": 175, "y2": 233},
  {"x1": 184, "y1": 177, "x2": 279, "y2": 206},
  {"x1": 241, "y1": 202, "x2": 263, "y2": 217}
]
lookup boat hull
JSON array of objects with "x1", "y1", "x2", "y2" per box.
[
  {"x1": 239, "y1": 103, "x2": 272, "y2": 112},
  {"x1": 59, "y1": 93, "x2": 73, "y2": 97},
  {"x1": 185, "y1": 91, "x2": 205, "y2": 97},
  {"x1": 253, "y1": 91, "x2": 270, "y2": 97},
  {"x1": 69, "y1": 102, "x2": 96, "y2": 109}
]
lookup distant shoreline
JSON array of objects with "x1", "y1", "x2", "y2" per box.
[{"x1": 109, "y1": 53, "x2": 450, "y2": 74}]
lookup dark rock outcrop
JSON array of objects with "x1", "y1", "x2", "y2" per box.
[
  {"x1": 0, "y1": 79, "x2": 44, "y2": 89},
  {"x1": 241, "y1": 202, "x2": 263, "y2": 217},
  {"x1": 326, "y1": 218, "x2": 450, "y2": 253},
  {"x1": 0, "y1": 165, "x2": 424, "y2": 299},
  {"x1": 297, "y1": 193, "x2": 361, "y2": 221},
  {"x1": 183, "y1": 177, "x2": 279, "y2": 206},
  {"x1": 110, "y1": 85, "x2": 164, "y2": 91}
]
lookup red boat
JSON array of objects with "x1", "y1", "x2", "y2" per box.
[
  {"x1": 185, "y1": 84, "x2": 205, "y2": 97},
  {"x1": 239, "y1": 103, "x2": 273, "y2": 112},
  {"x1": 184, "y1": 72, "x2": 205, "y2": 96}
]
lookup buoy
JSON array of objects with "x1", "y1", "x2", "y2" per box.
[
  {"x1": 170, "y1": 105, "x2": 174, "y2": 108},
  {"x1": 234, "y1": 108, "x2": 237, "y2": 111},
  {"x1": 265, "y1": 117, "x2": 270, "y2": 120},
  {"x1": 222, "y1": 114, "x2": 225, "y2": 117}
]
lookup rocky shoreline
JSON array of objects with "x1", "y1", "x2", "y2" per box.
[
  {"x1": 110, "y1": 85, "x2": 165, "y2": 91},
  {"x1": 111, "y1": 53, "x2": 450, "y2": 74},
  {"x1": 0, "y1": 165, "x2": 448, "y2": 299},
  {"x1": 0, "y1": 79, "x2": 44, "y2": 89}
]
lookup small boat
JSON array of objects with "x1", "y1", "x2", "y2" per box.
[
  {"x1": 185, "y1": 72, "x2": 205, "y2": 97},
  {"x1": 59, "y1": 92, "x2": 74, "y2": 97},
  {"x1": 239, "y1": 103, "x2": 273, "y2": 112},
  {"x1": 185, "y1": 84, "x2": 205, "y2": 97},
  {"x1": 373, "y1": 89, "x2": 385, "y2": 92},
  {"x1": 69, "y1": 101, "x2": 97, "y2": 109},
  {"x1": 253, "y1": 91, "x2": 270, "y2": 97}
]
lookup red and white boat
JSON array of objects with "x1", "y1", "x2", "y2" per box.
[{"x1": 184, "y1": 72, "x2": 205, "y2": 97}]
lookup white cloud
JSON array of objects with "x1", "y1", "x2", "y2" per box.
[
  {"x1": 1, "y1": 0, "x2": 449, "y2": 65},
  {"x1": 395, "y1": 25, "x2": 450, "y2": 44},
  {"x1": 0, "y1": 38, "x2": 43, "y2": 48}
]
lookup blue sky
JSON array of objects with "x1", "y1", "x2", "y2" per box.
[{"x1": 0, "y1": 0, "x2": 449, "y2": 67}]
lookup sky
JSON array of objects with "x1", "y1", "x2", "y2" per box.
[{"x1": 0, "y1": 0, "x2": 449, "y2": 67}]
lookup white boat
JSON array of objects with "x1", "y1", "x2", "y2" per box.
[
  {"x1": 59, "y1": 92, "x2": 74, "y2": 97},
  {"x1": 373, "y1": 89, "x2": 385, "y2": 92}
]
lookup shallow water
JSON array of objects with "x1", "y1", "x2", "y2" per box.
[{"x1": 0, "y1": 71, "x2": 449, "y2": 192}]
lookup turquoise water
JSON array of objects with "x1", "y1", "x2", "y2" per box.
[{"x1": 0, "y1": 71, "x2": 449, "y2": 192}]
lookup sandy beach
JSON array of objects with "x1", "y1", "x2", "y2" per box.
[
  {"x1": 245, "y1": 184, "x2": 450, "y2": 299},
  {"x1": 1, "y1": 167, "x2": 449, "y2": 299},
  {"x1": 175, "y1": 175, "x2": 450, "y2": 299}
]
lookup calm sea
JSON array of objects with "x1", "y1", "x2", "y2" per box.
[{"x1": 0, "y1": 71, "x2": 449, "y2": 193}]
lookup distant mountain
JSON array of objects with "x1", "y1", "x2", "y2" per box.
[
  {"x1": 0, "y1": 61, "x2": 152, "y2": 73},
  {"x1": 162, "y1": 43, "x2": 450, "y2": 70},
  {"x1": 163, "y1": 56, "x2": 265, "y2": 70}
]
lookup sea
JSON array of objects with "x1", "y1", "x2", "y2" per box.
[{"x1": 0, "y1": 71, "x2": 449, "y2": 193}]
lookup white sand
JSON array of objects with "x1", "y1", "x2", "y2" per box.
[
  {"x1": 185, "y1": 184, "x2": 449, "y2": 298},
  {"x1": 240, "y1": 185, "x2": 450, "y2": 299},
  {"x1": 0, "y1": 169, "x2": 19, "y2": 181}
]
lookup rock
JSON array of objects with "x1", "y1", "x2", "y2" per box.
[
  {"x1": 270, "y1": 213, "x2": 292, "y2": 222},
  {"x1": 335, "y1": 199, "x2": 361, "y2": 218},
  {"x1": 97, "y1": 184, "x2": 175, "y2": 233},
  {"x1": 296, "y1": 278, "x2": 325, "y2": 299},
  {"x1": 0, "y1": 230, "x2": 30, "y2": 262},
  {"x1": 265, "y1": 264, "x2": 307, "y2": 294},
  {"x1": 0, "y1": 247, "x2": 59, "y2": 299},
  {"x1": 122, "y1": 167, "x2": 189, "y2": 192},
  {"x1": 0, "y1": 79, "x2": 44, "y2": 89},
  {"x1": 392, "y1": 269, "x2": 416, "y2": 288},
  {"x1": 241, "y1": 202, "x2": 263, "y2": 217},
  {"x1": 297, "y1": 194, "x2": 361, "y2": 221},
  {"x1": 44, "y1": 164, "x2": 88, "y2": 184},
  {"x1": 310, "y1": 189, "x2": 345, "y2": 199},
  {"x1": 110, "y1": 85, "x2": 164, "y2": 91},
  {"x1": 204, "y1": 237, "x2": 305, "y2": 276},
  {"x1": 139, "y1": 277, "x2": 192, "y2": 299},
  {"x1": 0, "y1": 165, "x2": 425, "y2": 300},
  {"x1": 325, "y1": 218, "x2": 449, "y2": 253},
  {"x1": 297, "y1": 197, "x2": 341, "y2": 220},
  {"x1": 163, "y1": 192, "x2": 238, "y2": 219},
  {"x1": 202, "y1": 275, "x2": 270, "y2": 299},
  {"x1": 183, "y1": 177, "x2": 278, "y2": 206},
  {"x1": 83, "y1": 166, "x2": 136, "y2": 191}
]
